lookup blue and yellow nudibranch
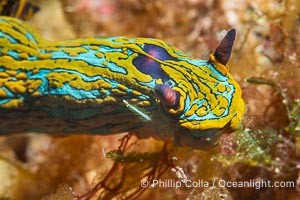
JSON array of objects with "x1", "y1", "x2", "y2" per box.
[{"x1": 0, "y1": 17, "x2": 245, "y2": 148}]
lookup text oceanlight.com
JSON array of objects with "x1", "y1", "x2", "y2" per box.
[{"x1": 141, "y1": 179, "x2": 295, "y2": 189}]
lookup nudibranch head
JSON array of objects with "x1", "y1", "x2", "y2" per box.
[{"x1": 132, "y1": 29, "x2": 245, "y2": 148}]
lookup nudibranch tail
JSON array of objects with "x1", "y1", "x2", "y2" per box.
[{"x1": 214, "y1": 29, "x2": 236, "y2": 65}]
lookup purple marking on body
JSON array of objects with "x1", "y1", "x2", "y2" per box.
[
  {"x1": 132, "y1": 44, "x2": 177, "y2": 81},
  {"x1": 143, "y1": 44, "x2": 176, "y2": 60}
]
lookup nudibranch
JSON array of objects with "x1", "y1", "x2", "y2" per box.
[{"x1": 0, "y1": 17, "x2": 245, "y2": 148}]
